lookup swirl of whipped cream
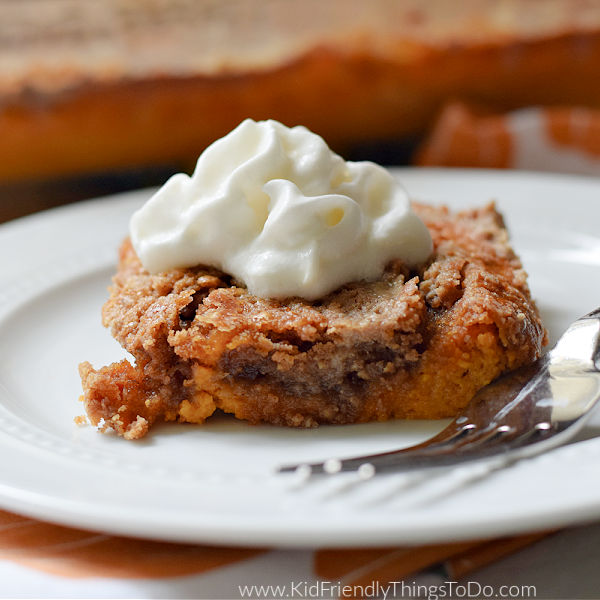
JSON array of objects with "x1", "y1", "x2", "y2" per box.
[{"x1": 130, "y1": 119, "x2": 432, "y2": 300}]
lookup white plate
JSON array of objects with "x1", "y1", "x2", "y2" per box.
[{"x1": 1, "y1": 168, "x2": 600, "y2": 547}]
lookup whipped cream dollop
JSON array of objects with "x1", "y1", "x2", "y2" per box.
[{"x1": 130, "y1": 119, "x2": 432, "y2": 300}]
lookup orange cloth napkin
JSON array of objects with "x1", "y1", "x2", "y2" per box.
[
  {"x1": 416, "y1": 102, "x2": 600, "y2": 175},
  {"x1": 0, "y1": 508, "x2": 553, "y2": 598}
]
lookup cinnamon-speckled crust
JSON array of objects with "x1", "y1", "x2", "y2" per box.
[{"x1": 79, "y1": 202, "x2": 547, "y2": 439}]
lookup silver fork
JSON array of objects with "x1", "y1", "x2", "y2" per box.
[{"x1": 278, "y1": 307, "x2": 600, "y2": 477}]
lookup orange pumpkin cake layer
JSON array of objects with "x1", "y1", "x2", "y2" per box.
[{"x1": 79, "y1": 202, "x2": 546, "y2": 439}]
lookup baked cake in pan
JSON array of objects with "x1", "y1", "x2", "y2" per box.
[{"x1": 4, "y1": 0, "x2": 600, "y2": 182}]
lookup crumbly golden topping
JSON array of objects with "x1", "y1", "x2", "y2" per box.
[{"x1": 80, "y1": 201, "x2": 547, "y2": 438}]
